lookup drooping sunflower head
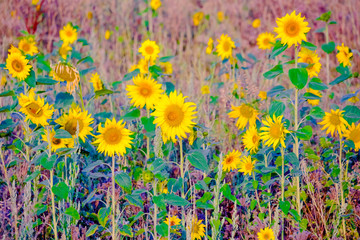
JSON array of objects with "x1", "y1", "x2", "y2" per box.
[
  {"x1": 93, "y1": 118, "x2": 133, "y2": 157},
  {"x1": 256, "y1": 32, "x2": 276, "y2": 50},
  {"x1": 5, "y1": 52, "x2": 32, "y2": 81},
  {"x1": 298, "y1": 48, "x2": 321, "y2": 78},
  {"x1": 344, "y1": 123, "x2": 360, "y2": 151},
  {"x1": 242, "y1": 125, "x2": 260, "y2": 154},
  {"x1": 336, "y1": 43, "x2": 353, "y2": 67},
  {"x1": 18, "y1": 89, "x2": 54, "y2": 126},
  {"x1": 306, "y1": 88, "x2": 322, "y2": 106},
  {"x1": 257, "y1": 227, "x2": 275, "y2": 240},
  {"x1": 238, "y1": 155, "x2": 256, "y2": 176},
  {"x1": 216, "y1": 34, "x2": 235, "y2": 60},
  {"x1": 319, "y1": 109, "x2": 348, "y2": 137},
  {"x1": 274, "y1": 11, "x2": 310, "y2": 47},
  {"x1": 42, "y1": 129, "x2": 74, "y2": 152},
  {"x1": 206, "y1": 37, "x2": 214, "y2": 54},
  {"x1": 222, "y1": 150, "x2": 241, "y2": 172},
  {"x1": 189, "y1": 217, "x2": 206, "y2": 240},
  {"x1": 89, "y1": 72, "x2": 104, "y2": 91},
  {"x1": 150, "y1": 0, "x2": 161, "y2": 10},
  {"x1": 165, "y1": 215, "x2": 181, "y2": 227},
  {"x1": 18, "y1": 38, "x2": 38, "y2": 56},
  {"x1": 152, "y1": 90, "x2": 197, "y2": 143},
  {"x1": 260, "y1": 115, "x2": 290, "y2": 150},
  {"x1": 53, "y1": 62, "x2": 80, "y2": 94},
  {"x1": 59, "y1": 23, "x2": 78, "y2": 44},
  {"x1": 228, "y1": 103, "x2": 259, "y2": 130},
  {"x1": 193, "y1": 12, "x2": 204, "y2": 26},
  {"x1": 139, "y1": 40, "x2": 160, "y2": 61},
  {"x1": 126, "y1": 74, "x2": 164, "y2": 110}
]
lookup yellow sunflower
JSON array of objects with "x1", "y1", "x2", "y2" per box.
[
  {"x1": 216, "y1": 34, "x2": 235, "y2": 60},
  {"x1": 217, "y1": 11, "x2": 224, "y2": 22},
  {"x1": 206, "y1": 37, "x2": 214, "y2": 54},
  {"x1": 344, "y1": 123, "x2": 360, "y2": 151},
  {"x1": 150, "y1": 0, "x2": 161, "y2": 10},
  {"x1": 336, "y1": 43, "x2": 352, "y2": 67},
  {"x1": 137, "y1": 58, "x2": 155, "y2": 74},
  {"x1": 193, "y1": 12, "x2": 204, "y2": 26},
  {"x1": 59, "y1": 43, "x2": 72, "y2": 59},
  {"x1": 274, "y1": 11, "x2": 310, "y2": 47},
  {"x1": 18, "y1": 89, "x2": 54, "y2": 126},
  {"x1": 42, "y1": 129, "x2": 74, "y2": 152},
  {"x1": 258, "y1": 91, "x2": 267, "y2": 101},
  {"x1": 152, "y1": 91, "x2": 197, "y2": 143},
  {"x1": 260, "y1": 115, "x2": 290, "y2": 150},
  {"x1": 257, "y1": 227, "x2": 275, "y2": 240},
  {"x1": 189, "y1": 217, "x2": 206, "y2": 240},
  {"x1": 93, "y1": 118, "x2": 133, "y2": 157},
  {"x1": 160, "y1": 62, "x2": 173, "y2": 74},
  {"x1": 348, "y1": 92, "x2": 359, "y2": 103},
  {"x1": 242, "y1": 126, "x2": 260, "y2": 154},
  {"x1": 256, "y1": 32, "x2": 276, "y2": 50},
  {"x1": 89, "y1": 72, "x2": 104, "y2": 91},
  {"x1": 59, "y1": 23, "x2": 78, "y2": 44},
  {"x1": 307, "y1": 88, "x2": 322, "y2": 106},
  {"x1": 318, "y1": 109, "x2": 348, "y2": 137},
  {"x1": 126, "y1": 74, "x2": 164, "y2": 110},
  {"x1": 252, "y1": 19, "x2": 261, "y2": 28},
  {"x1": 18, "y1": 38, "x2": 38, "y2": 56},
  {"x1": 53, "y1": 62, "x2": 80, "y2": 94},
  {"x1": 8, "y1": 45, "x2": 22, "y2": 55},
  {"x1": 56, "y1": 106, "x2": 94, "y2": 141},
  {"x1": 5, "y1": 52, "x2": 32, "y2": 81},
  {"x1": 238, "y1": 155, "x2": 256, "y2": 176},
  {"x1": 201, "y1": 85, "x2": 210, "y2": 95},
  {"x1": 228, "y1": 103, "x2": 259, "y2": 130},
  {"x1": 139, "y1": 40, "x2": 160, "y2": 61},
  {"x1": 165, "y1": 215, "x2": 181, "y2": 227},
  {"x1": 298, "y1": 48, "x2": 321, "y2": 78},
  {"x1": 222, "y1": 150, "x2": 241, "y2": 172}
]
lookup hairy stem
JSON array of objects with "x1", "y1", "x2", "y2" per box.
[
  {"x1": 338, "y1": 139, "x2": 346, "y2": 239},
  {"x1": 112, "y1": 155, "x2": 117, "y2": 240},
  {"x1": 281, "y1": 147, "x2": 285, "y2": 240},
  {"x1": 179, "y1": 140, "x2": 185, "y2": 227},
  {"x1": 294, "y1": 47, "x2": 301, "y2": 217}
]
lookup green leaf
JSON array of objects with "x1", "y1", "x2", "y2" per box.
[
  {"x1": 123, "y1": 69, "x2": 140, "y2": 81},
  {"x1": 164, "y1": 194, "x2": 190, "y2": 206},
  {"x1": 296, "y1": 126, "x2": 313, "y2": 141},
  {"x1": 159, "y1": 55, "x2": 174, "y2": 62},
  {"x1": 119, "y1": 225, "x2": 133, "y2": 237},
  {"x1": 156, "y1": 223, "x2": 168, "y2": 237},
  {"x1": 263, "y1": 64, "x2": 283, "y2": 79},
  {"x1": 95, "y1": 89, "x2": 113, "y2": 98},
  {"x1": 115, "y1": 172, "x2": 132, "y2": 193},
  {"x1": 268, "y1": 85, "x2": 285, "y2": 97},
  {"x1": 25, "y1": 170, "x2": 41, "y2": 183},
  {"x1": 285, "y1": 152, "x2": 299, "y2": 169},
  {"x1": 269, "y1": 101, "x2": 285, "y2": 116},
  {"x1": 36, "y1": 77, "x2": 58, "y2": 85},
  {"x1": 98, "y1": 207, "x2": 111, "y2": 228},
  {"x1": 270, "y1": 41, "x2": 288, "y2": 59},
  {"x1": 220, "y1": 184, "x2": 236, "y2": 202},
  {"x1": 303, "y1": 92, "x2": 321, "y2": 100},
  {"x1": 343, "y1": 105, "x2": 360, "y2": 124},
  {"x1": 141, "y1": 116, "x2": 156, "y2": 137},
  {"x1": 0, "y1": 90, "x2": 15, "y2": 97},
  {"x1": 289, "y1": 68, "x2": 308, "y2": 89},
  {"x1": 40, "y1": 155, "x2": 56, "y2": 170},
  {"x1": 125, "y1": 194, "x2": 144, "y2": 208},
  {"x1": 64, "y1": 206, "x2": 80, "y2": 220},
  {"x1": 153, "y1": 195, "x2": 166, "y2": 209},
  {"x1": 289, "y1": 209, "x2": 301, "y2": 222},
  {"x1": 25, "y1": 69, "x2": 36, "y2": 87},
  {"x1": 54, "y1": 129, "x2": 72, "y2": 139},
  {"x1": 77, "y1": 38, "x2": 89, "y2": 46},
  {"x1": 122, "y1": 109, "x2": 140, "y2": 121},
  {"x1": 253, "y1": 180, "x2": 259, "y2": 190},
  {"x1": 309, "y1": 106, "x2": 325, "y2": 119},
  {"x1": 250, "y1": 199, "x2": 257, "y2": 210},
  {"x1": 52, "y1": 181, "x2": 69, "y2": 200},
  {"x1": 317, "y1": 11, "x2": 331, "y2": 22},
  {"x1": 55, "y1": 92, "x2": 74, "y2": 108},
  {"x1": 86, "y1": 225, "x2": 99, "y2": 237},
  {"x1": 280, "y1": 200, "x2": 291, "y2": 215},
  {"x1": 79, "y1": 67, "x2": 96, "y2": 76},
  {"x1": 164, "y1": 82, "x2": 175, "y2": 95},
  {"x1": 329, "y1": 73, "x2": 352, "y2": 85},
  {"x1": 35, "y1": 203, "x2": 48, "y2": 215},
  {"x1": 301, "y1": 41, "x2": 317, "y2": 51},
  {"x1": 187, "y1": 150, "x2": 209, "y2": 172},
  {"x1": 309, "y1": 78, "x2": 328, "y2": 90},
  {"x1": 321, "y1": 41, "x2": 335, "y2": 54},
  {"x1": 77, "y1": 56, "x2": 94, "y2": 65}
]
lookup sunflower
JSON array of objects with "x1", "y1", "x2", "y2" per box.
[
  {"x1": 348, "y1": 92, "x2": 359, "y2": 103},
  {"x1": 93, "y1": 118, "x2": 133, "y2": 157},
  {"x1": 137, "y1": 58, "x2": 155, "y2": 74},
  {"x1": 228, "y1": 103, "x2": 259, "y2": 130},
  {"x1": 256, "y1": 32, "x2": 275, "y2": 50},
  {"x1": 260, "y1": 115, "x2": 290, "y2": 150},
  {"x1": 89, "y1": 72, "x2": 104, "y2": 91},
  {"x1": 222, "y1": 150, "x2": 241, "y2": 172},
  {"x1": 318, "y1": 109, "x2": 348, "y2": 137},
  {"x1": 336, "y1": 43, "x2": 352, "y2": 67},
  {"x1": 8, "y1": 45, "x2": 22, "y2": 55},
  {"x1": 152, "y1": 91, "x2": 197, "y2": 143},
  {"x1": 56, "y1": 106, "x2": 94, "y2": 141},
  {"x1": 104, "y1": 30, "x2": 111, "y2": 40},
  {"x1": 18, "y1": 38, "x2": 38, "y2": 56},
  {"x1": 217, "y1": 11, "x2": 224, "y2": 22},
  {"x1": 53, "y1": 62, "x2": 80, "y2": 94},
  {"x1": 59, "y1": 43, "x2": 72, "y2": 59},
  {"x1": 139, "y1": 40, "x2": 160, "y2": 61},
  {"x1": 242, "y1": 126, "x2": 260, "y2": 154},
  {"x1": 159, "y1": 62, "x2": 173, "y2": 74},
  {"x1": 18, "y1": 89, "x2": 54, "y2": 126},
  {"x1": 150, "y1": 0, "x2": 161, "y2": 10},
  {"x1": 252, "y1": 18, "x2": 261, "y2": 28},
  {"x1": 206, "y1": 37, "x2": 214, "y2": 54},
  {"x1": 193, "y1": 12, "x2": 204, "y2": 26},
  {"x1": 42, "y1": 129, "x2": 74, "y2": 152},
  {"x1": 5, "y1": 52, "x2": 32, "y2": 81},
  {"x1": 59, "y1": 23, "x2": 77, "y2": 44},
  {"x1": 344, "y1": 123, "x2": 360, "y2": 151},
  {"x1": 298, "y1": 48, "x2": 321, "y2": 78},
  {"x1": 258, "y1": 91, "x2": 267, "y2": 100},
  {"x1": 165, "y1": 216, "x2": 181, "y2": 227},
  {"x1": 201, "y1": 85, "x2": 210, "y2": 95},
  {"x1": 307, "y1": 88, "x2": 322, "y2": 106},
  {"x1": 238, "y1": 155, "x2": 256, "y2": 176},
  {"x1": 274, "y1": 11, "x2": 310, "y2": 47},
  {"x1": 257, "y1": 227, "x2": 275, "y2": 240},
  {"x1": 189, "y1": 217, "x2": 206, "y2": 240},
  {"x1": 216, "y1": 34, "x2": 235, "y2": 60},
  {"x1": 126, "y1": 74, "x2": 164, "y2": 110}
]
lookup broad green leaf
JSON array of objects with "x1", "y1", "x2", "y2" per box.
[
  {"x1": 296, "y1": 126, "x2": 313, "y2": 141},
  {"x1": 52, "y1": 181, "x2": 69, "y2": 200},
  {"x1": 54, "y1": 129, "x2": 72, "y2": 139},
  {"x1": 0, "y1": 90, "x2": 15, "y2": 97},
  {"x1": 270, "y1": 41, "x2": 288, "y2": 59},
  {"x1": 125, "y1": 194, "x2": 144, "y2": 208},
  {"x1": 122, "y1": 109, "x2": 140, "y2": 121},
  {"x1": 79, "y1": 67, "x2": 96, "y2": 76},
  {"x1": 269, "y1": 101, "x2": 285, "y2": 116},
  {"x1": 141, "y1": 116, "x2": 156, "y2": 136},
  {"x1": 40, "y1": 155, "x2": 56, "y2": 170},
  {"x1": 279, "y1": 200, "x2": 291, "y2": 215},
  {"x1": 115, "y1": 172, "x2": 132, "y2": 193},
  {"x1": 309, "y1": 106, "x2": 325, "y2": 119},
  {"x1": 95, "y1": 89, "x2": 113, "y2": 98},
  {"x1": 263, "y1": 64, "x2": 283, "y2": 79},
  {"x1": 36, "y1": 77, "x2": 58, "y2": 85},
  {"x1": 64, "y1": 206, "x2": 80, "y2": 220},
  {"x1": 25, "y1": 170, "x2": 41, "y2": 183},
  {"x1": 156, "y1": 223, "x2": 168, "y2": 237},
  {"x1": 159, "y1": 56, "x2": 174, "y2": 62},
  {"x1": 55, "y1": 92, "x2": 74, "y2": 108},
  {"x1": 119, "y1": 225, "x2": 133, "y2": 237},
  {"x1": 309, "y1": 78, "x2": 328, "y2": 90},
  {"x1": 123, "y1": 69, "x2": 140, "y2": 81},
  {"x1": 289, "y1": 68, "x2": 308, "y2": 89},
  {"x1": 267, "y1": 85, "x2": 285, "y2": 97},
  {"x1": 163, "y1": 194, "x2": 190, "y2": 206},
  {"x1": 290, "y1": 209, "x2": 301, "y2": 222},
  {"x1": 86, "y1": 225, "x2": 99, "y2": 237},
  {"x1": 25, "y1": 69, "x2": 36, "y2": 87},
  {"x1": 250, "y1": 199, "x2": 257, "y2": 210},
  {"x1": 98, "y1": 207, "x2": 111, "y2": 228},
  {"x1": 187, "y1": 150, "x2": 209, "y2": 172},
  {"x1": 329, "y1": 73, "x2": 352, "y2": 85},
  {"x1": 301, "y1": 41, "x2": 317, "y2": 51},
  {"x1": 321, "y1": 41, "x2": 335, "y2": 54}
]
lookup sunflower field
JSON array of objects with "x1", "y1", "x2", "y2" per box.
[{"x1": 1, "y1": 0, "x2": 360, "y2": 239}]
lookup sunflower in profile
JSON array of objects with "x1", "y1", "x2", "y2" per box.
[
  {"x1": 189, "y1": 217, "x2": 206, "y2": 240},
  {"x1": 42, "y1": 129, "x2": 74, "y2": 152},
  {"x1": 336, "y1": 43, "x2": 353, "y2": 67},
  {"x1": 228, "y1": 103, "x2": 259, "y2": 130},
  {"x1": 274, "y1": 11, "x2": 310, "y2": 47},
  {"x1": 306, "y1": 88, "x2": 322, "y2": 106},
  {"x1": 206, "y1": 37, "x2": 214, "y2": 54},
  {"x1": 216, "y1": 34, "x2": 235, "y2": 60},
  {"x1": 59, "y1": 23, "x2": 77, "y2": 44},
  {"x1": 56, "y1": 106, "x2": 94, "y2": 141},
  {"x1": 59, "y1": 43, "x2": 72, "y2": 59},
  {"x1": 18, "y1": 38, "x2": 38, "y2": 56},
  {"x1": 139, "y1": 40, "x2": 160, "y2": 61},
  {"x1": 136, "y1": 58, "x2": 155, "y2": 74},
  {"x1": 242, "y1": 126, "x2": 260, "y2": 154},
  {"x1": 222, "y1": 150, "x2": 241, "y2": 172},
  {"x1": 165, "y1": 215, "x2": 181, "y2": 227},
  {"x1": 126, "y1": 74, "x2": 164, "y2": 110},
  {"x1": 318, "y1": 109, "x2": 348, "y2": 137},
  {"x1": 5, "y1": 52, "x2": 32, "y2": 81},
  {"x1": 89, "y1": 72, "x2": 104, "y2": 91},
  {"x1": 93, "y1": 118, "x2": 133, "y2": 157},
  {"x1": 238, "y1": 155, "x2": 256, "y2": 176},
  {"x1": 152, "y1": 91, "x2": 197, "y2": 143},
  {"x1": 256, "y1": 32, "x2": 276, "y2": 50},
  {"x1": 53, "y1": 62, "x2": 80, "y2": 94},
  {"x1": 18, "y1": 89, "x2": 54, "y2": 126},
  {"x1": 298, "y1": 48, "x2": 321, "y2": 78},
  {"x1": 159, "y1": 62, "x2": 173, "y2": 74},
  {"x1": 260, "y1": 115, "x2": 290, "y2": 150},
  {"x1": 344, "y1": 123, "x2": 360, "y2": 151},
  {"x1": 257, "y1": 227, "x2": 275, "y2": 240}
]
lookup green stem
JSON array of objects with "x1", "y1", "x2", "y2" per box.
[
  {"x1": 294, "y1": 47, "x2": 301, "y2": 217},
  {"x1": 253, "y1": 173, "x2": 263, "y2": 213},
  {"x1": 179, "y1": 140, "x2": 185, "y2": 227},
  {"x1": 153, "y1": 179, "x2": 158, "y2": 240},
  {"x1": 338, "y1": 138, "x2": 346, "y2": 239},
  {"x1": 264, "y1": 155, "x2": 272, "y2": 224},
  {"x1": 146, "y1": 108, "x2": 150, "y2": 160},
  {"x1": 325, "y1": 23, "x2": 330, "y2": 86},
  {"x1": 78, "y1": 81, "x2": 86, "y2": 111},
  {"x1": 281, "y1": 147, "x2": 285, "y2": 240},
  {"x1": 112, "y1": 155, "x2": 117, "y2": 240}
]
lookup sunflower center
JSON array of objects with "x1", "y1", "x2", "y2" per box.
[
  {"x1": 54, "y1": 64, "x2": 78, "y2": 82},
  {"x1": 269, "y1": 124, "x2": 282, "y2": 139},
  {"x1": 285, "y1": 21, "x2": 300, "y2": 37},
  {"x1": 252, "y1": 134, "x2": 259, "y2": 144},
  {"x1": 103, "y1": 127, "x2": 122, "y2": 145},
  {"x1": 66, "y1": 30, "x2": 73, "y2": 37},
  {"x1": 165, "y1": 105, "x2": 184, "y2": 127},
  {"x1": 263, "y1": 38, "x2": 270, "y2": 45},
  {"x1": 12, "y1": 59, "x2": 24, "y2": 72},
  {"x1": 145, "y1": 46, "x2": 154, "y2": 55},
  {"x1": 192, "y1": 222, "x2": 199, "y2": 233},
  {"x1": 245, "y1": 162, "x2": 253, "y2": 171},
  {"x1": 329, "y1": 114, "x2": 341, "y2": 125},
  {"x1": 240, "y1": 105, "x2": 254, "y2": 119},
  {"x1": 65, "y1": 119, "x2": 84, "y2": 136},
  {"x1": 349, "y1": 129, "x2": 360, "y2": 143},
  {"x1": 170, "y1": 220, "x2": 175, "y2": 226},
  {"x1": 22, "y1": 43, "x2": 30, "y2": 52},
  {"x1": 139, "y1": 85, "x2": 152, "y2": 97},
  {"x1": 223, "y1": 41, "x2": 231, "y2": 52},
  {"x1": 52, "y1": 138, "x2": 61, "y2": 145},
  {"x1": 263, "y1": 233, "x2": 270, "y2": 239},
  {"x1": 305, "y1": 57, "x2": 313, "y2": 65},
  {"x1": 25, "y1": 102, "x2": 43, "y2": 117},
  {"x1": 225, "y1": 156, "x2": 234, "y2": 164}
]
